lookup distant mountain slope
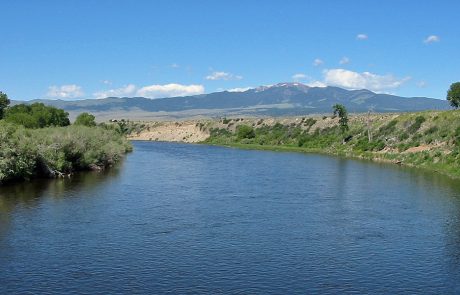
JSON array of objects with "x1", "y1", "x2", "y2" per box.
[{"x1": 12, "y1": 83, "x2": 449, "y2": 119}]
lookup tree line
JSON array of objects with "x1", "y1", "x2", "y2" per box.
[{"x1": 0, "y1": 91, "x2": 96, "y2": 127}]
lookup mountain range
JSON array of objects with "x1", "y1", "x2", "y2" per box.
[{"x1": 13, "y1": 83, "x2": 449, "y2": 120}]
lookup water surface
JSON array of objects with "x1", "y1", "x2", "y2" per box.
[{"x1": 1, "y1": 141, "x2": 460, "y2": 294}]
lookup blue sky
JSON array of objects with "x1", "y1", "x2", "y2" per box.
[{"x1": 0, "y1": 0, "x2": 458, "y2": 101}]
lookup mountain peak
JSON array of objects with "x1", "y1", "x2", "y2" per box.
[
  {"x1": 252, "y1": 82, "x2": 310, "y2": 93},
  {"x1": 12, "y1": 84, "x2": 446, "y2": 120}
]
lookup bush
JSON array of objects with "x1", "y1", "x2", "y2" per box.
[
  {"x1": 0, "y1": 122, "x2": 132, "y2": 184},
  {"x1": 379, "y1": 120, "x2": 398, "y2": 135},
  {"x1": 398, "y1": 132, "x2": 409, "y2": 141},
  {"x1": 407, "y1": 116, "x2": 426, "y2": 134},
  {"x1": 237, "y1": 125, "x2": 255, "y2": 140},
  {"x1": 424, "y1": 126, "x2": 439, "y2": 135},
  {"x1": 74, "y1": 112, "x2": 96, "y2": 127},
  {"x1": 222, "y1": 117, "x2": 231, "y2": 124},
  {"x1": 355, "y1": 138, "x2": 385, "y2": 151},
  {"x1": 303, "y1": 118, "x2": 317, "y2": 128}
]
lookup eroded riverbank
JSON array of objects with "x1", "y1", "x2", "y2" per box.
[{"x1": 126, "y1": 110, "x2": 460, "y2": 178}]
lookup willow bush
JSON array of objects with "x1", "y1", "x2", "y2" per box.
[{"x1": 0, "y1": 122, "x2": 132, "y2": 183}]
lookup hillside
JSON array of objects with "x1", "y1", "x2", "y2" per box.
[
  {"x1": 126, "y1": 110, "x2": 460, "y2": 178},
  {"x1": 13, "y1": 83, "x2": 449, "y2": 120}
]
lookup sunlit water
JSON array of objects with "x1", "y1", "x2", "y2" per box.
[{"x1": 1, "y1": 141, "x2": 460, "y2": 294}]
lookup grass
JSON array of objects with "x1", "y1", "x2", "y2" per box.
[{"x1": 202, "y1": 110, "x2": 460, "y2": 179}]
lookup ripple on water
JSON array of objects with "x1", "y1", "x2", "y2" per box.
[{"x1": 0, "y1": 141, "x2": 460, "y2": 294}]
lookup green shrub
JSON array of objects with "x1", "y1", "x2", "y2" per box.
[
  {"x1": 303, "y1": 118, "x2": 317, "y2": 128},
  {"x1": 424, "y1": 126, "x2": 439, "y2": 135},
  {"x1": 454, "y1": 127, "x2": 460, "y2": 146},
  {"x1": 378, "y1": 120, "x2": 398, "y2": 136},
  {"x1": 407, "y1": 115, "x2": 426, "y2": 134},
  {"x1": 355, "y1": 138, "x2": 385, "y2": 151},
  {"x1": 398, "y1": 132, "x2": 409, "y2": 141},
  {"x1": 209, "y1": 128, "x2": 232, "y2": 137},
  {"x1": 0, "y1": 122, "x2": 132, "y2": 184},
  {"x1": 237, "y1": 125, "x2": 255, "y2": 140},
  {"x1": 74, "y1": 112, "x2": 96, "y2": 127}
]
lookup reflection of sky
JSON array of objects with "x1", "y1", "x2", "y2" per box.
[{"x1": 1, "y1": 142, "x2": 460, "y2": 293}]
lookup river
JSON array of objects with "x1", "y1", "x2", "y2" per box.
[{"x1": 1, "y1": 141, "x2": 460, "y2": 294}]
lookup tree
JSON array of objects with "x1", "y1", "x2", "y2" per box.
[
  {"x1": 447, "y1": 82, "x2": 460, "y2": 108},
  {"x1": 0, "y1": 91, "x2": 10, "y2": 120},
  {"x1": 74, "y1": 112, "x2": 96, "y2": 127},
  {"x1": 4, "y1": 103, "x2": 70, "y2": 128},
  {"x1": 332, "y1": 104, "x2": 349, "y2": 132}
]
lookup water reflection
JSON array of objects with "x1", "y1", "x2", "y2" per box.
[
  {"x1": 0, "y1": 164, "x2": 123, "y2": 239},
  {"x1": 1, "y1": 142, "x2": 460, "y2": 293}
]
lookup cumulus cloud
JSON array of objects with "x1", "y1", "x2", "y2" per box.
[
  {"x1": 292, "y1": 73, "x2": 309, "y2": 81},
  {"x1": 93, "y1": 84, "x2": 137, "y2": 99},
  {"x1": 339, "y1": 57, "x2": 350, "y2": 65},
  {"x1": 137, "y1": 83, "x2": 204, "y2": 98},
  {"x1": 356, "y1": 34, "x2": 368, "y2": 40},
  {"x1": 93, "y1": 83, "x2": 204, "y2": 99},
  {"x1": 102, "y1": 80, "x2": 112, "y2": 85},
  {"x1": 46, "y1": 84, "x2": 84, "y2": 99},
  {"x1": 205, "y1": 71, "x2": 243, "y2": 81},
  {"x1": 313, "y1": 58, "x2": 324, "y2": 66},
  {"x1": 424, "y1": 35, "x2": 440, "y2": 44},
  {"x1": 323, "y1": 68, "x2": 410, "y2": 92}
]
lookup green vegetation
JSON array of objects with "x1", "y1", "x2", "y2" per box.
[
  {"x1": 332, "y1": 104, "x2": 349, "y2": 132},
  {"x1": 0, "y1": 91, "x2": 10, "y2": 120},
  {"x1": 237, "y1": 125, "x2": 255, "y2": 140},
  {"x1": 0, "y1": 122, "x2": 132, "y2": 183},
  {"x1": 0, "y1": 92, "x2": 132, "y2": 184},
  {"x1": 74, "y1": 112, "x2": 96, "y2": 127},
  {"x1": 204, "y1": 110, "x2": 460, "y2": 178},
  {"x1": 4, "y1": 103, "x2": 70, "y2": 128},
  {"x1": 447, "y1": 82, "x2": 460, "y2": 108}
]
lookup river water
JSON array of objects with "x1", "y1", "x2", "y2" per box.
[{"x1": 1, "y1": 141, "x2": 460, "y2": 294}]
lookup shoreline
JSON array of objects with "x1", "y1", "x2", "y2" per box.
[
  {"x1": 129, "y1": 139, "x2": 458, "y2": 179},
  {"x1": 202, "y1": 142, "x2": 458, "y2": 179},
  {"x1": 112, "y1": 110, "x2": 460, "y2": 181}
]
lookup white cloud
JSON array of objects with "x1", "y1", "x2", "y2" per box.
[
  {"x1": 339, "y1": 57, "x2": 350, "y2": 65},
  {"x1": 205, "y1": 71, "x2": 243, "y2": 81},
  {"x1": 93, "y1": 84, "x2": 137, "y2": 99},
  {"x1": 417, "y1": 81, "x2": 427, "y2": 88},
  {"x1": 313, "y1": 58, "x2": 324, "y2": 66},
  {"x1": 93, "y1": 83, "x2": 205, "y2": 99},
  {"x1": 292, "y1": 73, "x2": 309, "y2": 81},
  {"x1": 356, "y1": 34, "x2": 368, "y2": 40},
  {"x1": 46, "y1": 84, "x2": 84, "y2": 99},
  {"x1": 137, "y1": 83, "x2": 204, "y2": 98},
  {"x1": 171, "y1": 63, "x2": 180, "y2": 68},
  {"x1": 323, "y1": 68, "x2": 410, "y2": 92},
  {"x1": 102, "y1": 80, "x2": 112, "y2": 85},
  {"x1": 424, "y1": 35, "x2": 440, "y2": 44}
]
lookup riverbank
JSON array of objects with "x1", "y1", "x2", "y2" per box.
[
  {"x1": 127, "y1": 110, "x2": 460, "y2": 178},
  {"x1": 0, "y1": 122, "x2": 132, "y2": 184}
]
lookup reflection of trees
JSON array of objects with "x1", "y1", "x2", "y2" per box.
[{"x1": 0, "y1": 164, "x2": 123, "y2": 238}]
